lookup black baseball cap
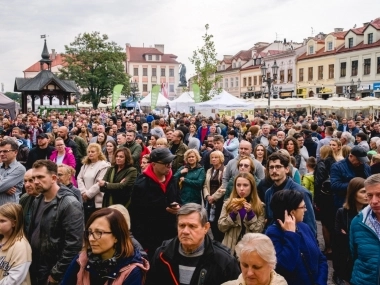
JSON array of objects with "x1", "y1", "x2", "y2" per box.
[
  {"x1": 37, "y1": 133, "x2": 49, "y2": 139},
  {"x1": 150, "y1": 148, "x2": 176, "y2": 163},
  {"x1": 351, "y1": 146, "x2": 369, "y2": 164}
]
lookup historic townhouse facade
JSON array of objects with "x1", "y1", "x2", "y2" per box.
[{"x1": 334, "y1": 18, "x2": 380, "y2": 98}]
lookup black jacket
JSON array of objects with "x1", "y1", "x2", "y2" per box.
[
  {"x1": 129, "y1": 172, "x2": 182, "y2": 259},
  {"x1": 25, "y1": 145, "x2": 55, "y2": 170},
  {"x1": 146, "y1": 235, "x2": 240, "y2": 285},
  {"x1": 28, "y1": 186, "x2": 84, "y2": 284},
  {"x1": 304, "y1": 137, "x2": 317, "y2": 158}
]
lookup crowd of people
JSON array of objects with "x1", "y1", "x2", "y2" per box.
[{"x1": 0, "y1": 107, "x2": 380, "y2": 284}]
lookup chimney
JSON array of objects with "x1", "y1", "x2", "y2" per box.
[
  {"x1": 154, "y1": 44, "x2": 164, "y2": 53},
  {"x1": 334, "y1": 28, "x2": 343, "y2": 32},
  {"x1": 51, "y1": 49, "x2": 56, "y2": 60}
]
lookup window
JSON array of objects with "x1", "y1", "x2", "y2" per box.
[
  {"x1": 364, "y1": 59, "x2": 371, "y2": 75},
  {"x1": 143, "y1": 84, "x2": 148, "y2": 92},
  {"x1": 259, "y1": 75, "x2": 262, "y2": 85},
  {"x1": 169, "y1": 68, "x2": 174, "y2": 77},
  {"x1": 253, "y1": 76, "x2": 257, "y2": 86},
  {"x1": 327, "y1": 41, "x2": 333, "y2": 51},
  {"x1": 377, "y1": 57, "x2": 380, "y2": 74},
  {"x1": 156, "y1": 55, "x2": 159, "y2": 60},
  {"x1": 230, "y1": 78, "x2": 234, "y2": 87},
  {"x1": 243, "y1": 78, "x2": 247, "y2": 87},
  {"x1": 232, "y1": 63, "x2": 236, "y2": 68},
  {"x1": 222, "y1": 65, "x2": 225, "y2": 70},
  {"x1": 309, "y1": 46, "x2": 314, "y2": 54},
  {"x1": 248, "y1": 77, "x2": 252, "y2": 86},
  {"x1": 318, "y1": 66, "x2": 323, "y2": 80},
  {"x1": 288, "y1": 69, "x2": 293, "y2": 82},
  {"x1": 348, "y1": 38, "x2": 353, "y2": 48},
  {"x1": 152, "y1": 68, "x2": 156, "y2": 77},
  {"x1": 340, "y1": 62, "x2": 346, "y2": 77},
  {"x1": 148, "y1": 55, "x2": 152, "y2": 60},
  {"x1": 161, "y1": 68, "x2": 165, "y2": 76},
  {"x1": 308, "y1": 67, "x2": 313, "y2": 81},
  {"x1": 143, "y1": 68, "x2": 147, "y2": 76},
  {"x1": 133, "y1": 68, "x2": 138, "y2": 76},
  {"x1": 236, "y1": 77, "x2": 239, "y2": 87},
  {"x1": 257, "y1": 58, "x2": 261, "y2": 65},
  {"x1": 328, "y1": 64, "x2": 334, "y2": 79},
  {"x1": 368, "y1": 33, "x2": 373, "y2": 44},
  {"x1": 225, "y1": 78, "x2": 228, "y2": 88},
  {"x1": 351, "y1": 60, "x2": 358, "y2": 76},
  {"x1": 299, "y1": 68, "x2": 304, "y2": 82},
  {"x1": 169, "y1": 85, "x2": 174, "y2": 92},
  {"x1": 280, "y1": 70, "x2": 284, "y2": 83},
  {"x1": 217, "y1": 66, "x2": 220, "y2": 71}
]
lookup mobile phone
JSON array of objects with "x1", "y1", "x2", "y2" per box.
[{"x1": 170, "y1": 202, "x2": 179, "y2": 208}]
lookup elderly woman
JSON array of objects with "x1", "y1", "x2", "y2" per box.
[
  {"x1": 224, "y1": 130, "x2": 239, "y2": 157},
  {"x1": 266, "y1": 190, "x2": 328, "y2": 285},
  {"x1": 174, "y1": 149, "x2": 205, "y2": 205},
  {"x1": 57, "y1": 164, "x2": 82, "y2": 203},
  {"x1": 99, "y1": 148, "x2": 137, "y2": 208},
  {"x1": 77, "y1": 143, "x2": 110, "y2": 222},
  {"x1": 222, "y1": 233, "x2": 287, "y2": 285}
]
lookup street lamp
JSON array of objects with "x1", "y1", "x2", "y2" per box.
[{"x1": 261, "y1": 60, "x2": 279, "y2": 117}]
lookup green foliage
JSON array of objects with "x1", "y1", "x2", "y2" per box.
[
  {"x1": 59, "y1": 32, "x2": 130, "y2": 108},
  {"x1": 4, "y1": 92, "x2": 21, "y2": 103},
  {"x1": 189, "y1": 24, "x2": 222, "y2": 101}
]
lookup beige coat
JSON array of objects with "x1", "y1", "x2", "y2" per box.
[
  {"x1": 202, "y1": 167, "x2": 225, "y2": 200},
  {"x1": 222, "y1": 271, "x2": 288, "y2": 285},
  {"x1": 218, "y1": 200, "x2": 265, "y2": 255},
  {"x1": 77, "y1": 160, "x2": 110, "y2": 208}
]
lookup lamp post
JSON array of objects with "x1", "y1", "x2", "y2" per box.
[
  {"x1": 130, "y1": 80, "x2": 138, "y2": 111},
  {"x1": 261, "y1": 60, "x2": 279, "y2": 117}
]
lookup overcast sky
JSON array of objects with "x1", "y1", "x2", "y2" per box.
[{"x1": 1, "y1": 0, "x2": 379, "y2": 93}]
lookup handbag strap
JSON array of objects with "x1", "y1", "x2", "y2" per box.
[{"x1": 301, "y1": 252, "x2": 315, "y2": 285}]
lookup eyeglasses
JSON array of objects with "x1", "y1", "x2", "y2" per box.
[
  {"x1": 156, "y1": 161, "x2": 172, "y2": 167},
  {"x1": 268, "y1": 165, "x2": 285, "y2": 170},
  {"x1": 0, "y1": 149, "x2": 16, "y2": 154},
  {"x1": 297, "y1": 205, "x2": 307, "y2": 210},
  {"x1": 239, "y1": 163, "x2": 250, "y2": 168},
  {"x1": 84, "y1": 230, "x2": 112, "y2": 240}
]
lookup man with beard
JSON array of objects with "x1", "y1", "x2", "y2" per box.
[
  {"x1": 28, "y1": 160, "x2": 83, "y2": 285},
  {"x1": 26, "y1": 133, "x2": 55, "y2": 170}
]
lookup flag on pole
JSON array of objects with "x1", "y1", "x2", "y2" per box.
[
  {"x1": 112, "y1": 84, "x2": 124, "y2": 110},
  {"x1": 192, "y1": 84, "x2": 201, "y2": 103},
  {"x1": 161, "y1": 82, "x2": 168, "y2": 98},
  {"x1": 151, "y1": 85, "x2": 160, "y2": 109}
]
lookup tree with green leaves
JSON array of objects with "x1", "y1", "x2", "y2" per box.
[
  {"x1": 189, "y1": 24, "x2": 222, "y2": 101},
  {"x1": 4, "y1": 92, "x2": 21, "y2": 103},
  {"x1": 59, "y1": 32, "x2": 130, "y2": 108}
]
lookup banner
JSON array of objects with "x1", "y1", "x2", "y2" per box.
[
  {"x1": 161, "y1": 82, "x2": 168, "y2": 98},
  {"x1": 112, "y1": 84, "x2": 124, "y2": 110},
  {"x1": 192, "y1": 84, "x2": 201, "y2": 103},
  {"x1": 151, "y1": 85, "x2": 160, "y2": 109}
]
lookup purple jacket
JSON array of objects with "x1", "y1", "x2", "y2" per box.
[{"x1": 50, "y1": 148, "x2": 77, "y2": 186}]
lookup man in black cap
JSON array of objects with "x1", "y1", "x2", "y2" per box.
[
  {"x1": 330, "y1": 146, "x2": 371, "y2": 211},
  {"x1": 25, "y1": 133, "x2": 55, "y2": 170},
  {"x1": 129, "y1": 148, "x2": 182, "y2": 259}
]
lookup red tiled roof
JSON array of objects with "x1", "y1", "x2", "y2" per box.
[
  {"x1": 362, "y1": 17, "x2": 380, "y2": 32},
  {"x1": 24, "y1": 54, "x2": 66, "y2": 72},
  {"x1": 240, "y1": 65, "x2": 260, "y2": 71},
  {"x1": 128, "y1": 47, "x2": 178, "y2": 63},
  {"x1": 233, "y1": 50, "x2": 252, "y2": 61},
  {"x1": 297, "y1": 43, "x2": 344, "y2": 61},
  {"x1": 330, "y1": 31, "x2": 347, "y2": 39},
  {"x1": 267, "y1": 50, "x2": 282, "y2": 55},
  {"x1": 337, "y1": 39, "x2": 380, "y2": 54}
]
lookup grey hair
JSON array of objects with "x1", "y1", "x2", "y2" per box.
[
  {"x1": 235, "y1": 233, "x2": 277, "y2": 269},
  {"x1": 371, "y1": 137, "x2": 380, "y2": 143},
  {"x1": 364, "y1": 174, "x2": 380, "y2": 188},
  {"x1": 341, "y1": 131, "x2": 352, "y2": 142},
  {"x1": 177, "y1": 203, "x2": 208, "y2": 226},
  {"x1": 376, "y1": 140, "x2": 380, "y2": 148}
]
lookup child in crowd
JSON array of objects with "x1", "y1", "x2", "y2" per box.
[{"x1": 302, "y1": 157, "x2": 316, "y2": 197}]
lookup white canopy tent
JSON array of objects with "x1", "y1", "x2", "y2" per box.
[
  {"x1": 169, "y1": 91, "x2": 196, "y2": 112},
  {"x1": 196, "y1": 89, "x2": 255, "y2": 109},
  {"x1": 140, "y1": 92, "x2": 170, "y2": 107}
]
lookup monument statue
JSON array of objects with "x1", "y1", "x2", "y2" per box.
[{"x1": 178, "y1": 63, "x2": 187, "y2": 87}]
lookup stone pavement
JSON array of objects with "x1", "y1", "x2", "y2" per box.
[{"x1": 317, "y1": 221, "x2": 335, "y2": 285}]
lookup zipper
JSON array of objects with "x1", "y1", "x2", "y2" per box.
[{"x1": 197, "y1": 269, "x2": 207, "y2": 285}]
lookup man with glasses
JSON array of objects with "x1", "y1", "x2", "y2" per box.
[
  {"x1": 28, "y1": 159, "x2": 83, "y2": 285},
  {"x1": 0, "y1": 139, "x2": 26, "y2": 205},
  {"x1": 130, "y1": 148, "x2": 182, "y2": 259},
  {"x1": 264, "y1": 152, "x2": 316, "y2": 236}
]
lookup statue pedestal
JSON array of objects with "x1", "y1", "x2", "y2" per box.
[{"x1": 175, "y1": 87, "x2": 185, "y2": 98}]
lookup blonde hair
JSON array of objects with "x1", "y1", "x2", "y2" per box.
[
  {"x1": 156, "y1": 138, "x2": 168, "y2": 146},
  {"x1": 58, "y1": 164, "x2": 76, "y2": 176},
  {"x1": 0, "y1": 203, "x2": 25, "y2": 251},
  {"x1": 108, "y1": 204, "x2": 131, "y2": 230},
  {"x1": 82, "y1": 143, "x2": 107, "y2": 165},
  {"x1": 184, "y1": 149, "x2": 201, "y2": 163},
  {"x1": 209, "y1": 150, "x2": 224, "y2": 164}
]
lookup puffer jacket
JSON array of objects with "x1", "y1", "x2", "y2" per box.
[
  {"x1": 222, "y1": 271, "x2": 288, "y2": 285},
  {"x1": 173, "y1": 164, "x2": 205, "y2": 205},
  {"x1": 218, "y1": 200, "x2": 265, "y2": 255},
  {"x1": 350, "y1": 205, "x2": 380, "y2": 285},
  {"x1": 302, "y1": 173, "x2": 314, "y2": 198},
  {"x1": 28, "y1": 186, "x2": 84, "y2": 284}
]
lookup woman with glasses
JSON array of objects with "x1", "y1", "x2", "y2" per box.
[
  {"x1": 99, "y1": 148, "x2": 137, "y2": 208},
  {"x1": 218, "y1": 172, "x2": 265, "y2": 255},
  {"x1": 78, "y1": 143, "x2": 110, "y2": 222},
  {"x1": 173, "y1": 149, "x2": 205, "y2": 205},
  {"x1": 266, "y1": 190, "x2": 327, "y2": 285},
  {"x1": 61, "y1": 208, "x2": 149, "y2": 285},
  {"x1": 224, "y1": 156, "x2": 260, "y2": 201},
  {"x1": 50, "y1": 137, "x2": 77, "y2": 186}
]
